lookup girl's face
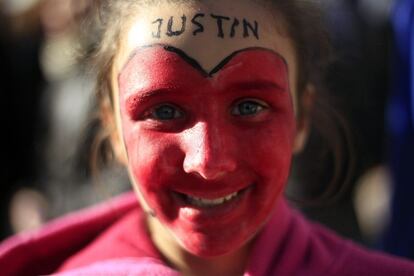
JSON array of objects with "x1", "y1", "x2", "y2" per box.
[{"x1": 112, "y1": 0, "x2": 301, "y2": 257}]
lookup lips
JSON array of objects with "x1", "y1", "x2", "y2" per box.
[
  {"x1": 173, "y1": 185, "x2": 251, "y2": 208},
  {"x1": 169, "y1": 184, "x2": 253, "y2": 228},
  {"x1": 185, "y1": 191, "x2": 239, "y2": 207}
]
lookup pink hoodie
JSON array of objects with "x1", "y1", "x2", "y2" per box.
[{"x1": 1, "y1": 192, "x2": 414, "y2": 276}]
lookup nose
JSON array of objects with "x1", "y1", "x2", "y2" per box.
[{"x1": 182, "y1": 122, "x2": 237, "y2": 180}]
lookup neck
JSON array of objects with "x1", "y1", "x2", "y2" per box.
[{"x1": 147, "y1": 216, "x2": 252, "y2": 276}]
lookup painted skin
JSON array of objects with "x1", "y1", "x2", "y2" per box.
[{"x1": 118, "y1": 44, "x2": 296, "y2": 257}]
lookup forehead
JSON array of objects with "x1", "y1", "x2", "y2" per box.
[{"x1": 114, "y1": 0, "x2": 298, "y2": 100}]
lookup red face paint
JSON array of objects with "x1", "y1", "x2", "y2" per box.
[{"x1": 118, "y1": 44, "x2": 295, "y2": 257}]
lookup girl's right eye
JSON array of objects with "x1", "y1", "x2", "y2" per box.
[{"x1": 144, "y1": 104, "x2": 184, "y2": 121}]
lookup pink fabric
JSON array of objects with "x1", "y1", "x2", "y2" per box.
[
  {"x1": 56, "y1": 258, "x2": 180, "y2": 276},
  {"x1": 55, "y1": 206, "x2": 162, "y2": 272},
  {"x1": 247, "y1": 200, "x2": 414, "y2": 275},
  {"x1": 1, "y1": 192, "x2": 414, "y2": 276},
  {"x1": 0, "y1": 192, "x2": 138, "y2": 276}
]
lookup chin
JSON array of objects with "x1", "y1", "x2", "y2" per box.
[
  {"x1": 169, "y1": 212, "x2": 267, "y2": 258},
  {"x1": 177, "y1": 230, "x2": 253, "y2": 258}
]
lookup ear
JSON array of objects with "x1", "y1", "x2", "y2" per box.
[
  {"x1": 101, "y1": 100, "x2": 128, "y2": 165},
  {"x1": 293, "y1": 83, "x2": 315, "y2": 154}
]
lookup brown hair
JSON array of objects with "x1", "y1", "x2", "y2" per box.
[
  {"x1": 77, "y1": 0, "x2": 355, "y2": 203},
  {"x1": 270, "y1": 1, "x2": 355, "y2": 204}
]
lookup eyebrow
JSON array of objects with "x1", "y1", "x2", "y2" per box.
[
  {"x1": 125, "y1": 88, "x2": 177, "y2": 107},
  {"x1": 224, "y1": 79, "x2": 286, "y2": 93},
  {"x1": 124, "y1": 78, "x2": 285, "y2": 110},
  {"x1": 121, "y1": 44, "x2": 207, "y2": 77},
  {"x1": 120, "y1": 43, "x2": 288, "y2": 78}
]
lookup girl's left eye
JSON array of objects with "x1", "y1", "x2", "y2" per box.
[
  {"x1": 231, "y1": 100, "x2": 267, "y2": 116},
  {"x1": 146, "y1": 104, "x2": 183, "y2": 121}
]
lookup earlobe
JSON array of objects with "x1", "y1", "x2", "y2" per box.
[
  {"x1": 293, "y1": 83, "x2": 315, "y2": 154},
  {"x1": 293, "y1": 126, "x2": 308, "y2": 154}
]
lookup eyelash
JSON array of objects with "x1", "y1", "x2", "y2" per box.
[
  {"x1": 142, "y1": 103, "x2": 184, "y2": 121},
  {"x1": 231, "y1": 99, "x2": 268, "y2": 116},
  {"x1": 140, "y1": 98, "x2": 268, "y2": 123}
]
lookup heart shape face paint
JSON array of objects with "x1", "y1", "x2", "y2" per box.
[{"x1": 118, "y1": 44, "x2": 296, "y2": 257}]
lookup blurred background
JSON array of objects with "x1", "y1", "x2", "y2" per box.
[
  {"x1": 0, "y1": 0, "x2": 130, "y2": 240},
  {"x1": 0, "y1": 0, "x2": 413, "y2": 261}
]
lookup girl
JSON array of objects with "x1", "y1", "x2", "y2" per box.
[{"x1": 1, "y1": 0, "x2": 414, "y2": 275}]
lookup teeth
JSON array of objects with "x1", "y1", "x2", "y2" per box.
[{"x1": 186, "y1": 192, "x2": 238, "y2": 207}]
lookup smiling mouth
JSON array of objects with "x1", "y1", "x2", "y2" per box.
[{"x1": 174, "y1": 187, "x2": 251, "y2": 208}]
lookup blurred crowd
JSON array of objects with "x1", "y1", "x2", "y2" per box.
[
  {"x1": 0, "y1": 0, "x2": 412, "y2": 260},
  {"x1": 0, "y1": 0, "x2": 129, "y2": 240}
]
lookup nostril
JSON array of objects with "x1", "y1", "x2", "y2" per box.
[
  {"x1": 182, "y1": 122, "x2": 237, "y2": 180},
  {"x1": 185, "y1": 169, "x2": 226, "y2": 180},
  {"x1": 183, "y1": 164, "x2": 233, "y2": 180},
  {"x1": 183, "y1": 153, "x2": 237, "y2": 180}
]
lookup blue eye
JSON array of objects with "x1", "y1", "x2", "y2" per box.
[
  {"x1": 151, "y1": 104, "x2": 183, "y2": 120},
  {"x1": 232, "y1": 100, "x2": 266, "y2": 116}
]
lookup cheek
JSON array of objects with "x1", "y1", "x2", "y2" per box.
[
  {"x1": 239, "y1": 112, "x2": 296, "y2": 215},
  {"x1": 121, "y1": 120, "x2": 182, "y2": 209},
  {"x1": 127, "y1": 134, "x2": 178, "y2": 178},
  {"x1": 240, "y1": 111, "x2": 296, "y2": 176}
]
